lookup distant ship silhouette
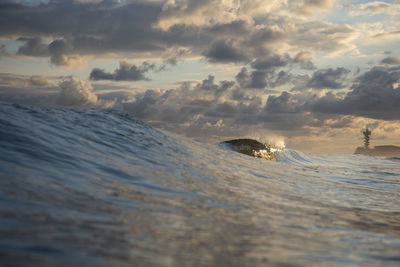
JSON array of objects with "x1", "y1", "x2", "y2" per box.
[{"x1": 354, "y1": 127, "x2": 400, "y2": 157}]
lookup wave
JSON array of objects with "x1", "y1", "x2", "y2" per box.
[
  {"x1": 218, "y1": 138, "x2": 275, "y2": 160},
  {"x1": 274, "y1": 149, "x2": 313, "y2": 164},
  {"x1": 1, "y1": 101, "x2": 400, "y2": 266}
]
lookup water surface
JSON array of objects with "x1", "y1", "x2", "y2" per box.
[{"x1": 1, "y1": 102, "x2": 399, "y2": 266}]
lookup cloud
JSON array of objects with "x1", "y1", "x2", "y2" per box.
[
  {"x1": 293, "y1": 51, "x2": 315, "y2": 70},
  {"x1": 155, "y1": 0, "x2": 285, "y2": 30},
  {"x1": 2, "y1": 0, "x2": 400, "y2": 149},
  {"x1": 204, "y1": 39, "x2": 249, "y2": 63},
  {"x1": 307, "y1": 67, "x2": 350, "y2": 89},
  {"x1": 381, "y1": 56, "x2": 400, "y2": 65},
  {"x1": 90, "y1": 61, "x2": 156, "y2": 81},
  {"x1": 48, "y1": 39, "x2": 71, "y2": 64},
  {"x1": 372, "y1": 30, "x2": 400, "y2": 40},
  {"x1": 2, "y1": 64, "x2": 400, "y2": 150},
  {"x1": 120, "y1": 72, "x2": 322, "y2": 135},
  {"x1": 0, "y1": 1, "x2": 312, "y2": 65},
  {"x1": 194, "y1": 75, "x2": 234, "y2": 95},
  {"x1": 235, "y1": 69, "x2": 293, "y2": 90},
  {"x1": 47, "y1": 39, "x2": 86, "y2": 68},
  {"x1": 347, "y1": 1, "x2": 399, "y2": 16},
  {"x1": 234, "y1": 53, "x2": 315, "y2": 90},
  {"x1": 156, "y1": 0, "x2": 334, "y2": 32},
  {"x1": 121, "y1": 75, "x2": 237, "y2": 125},
  {"x1": 207, "y1": 20, "x2": 250, "y2": 37},
  {"x1": 294, "y1": 51, "x2": 311, "y2": 63},
  {"x1": 15, "y1": 37, "x2": 86, "y2": 67},
  {"x1": 251, "y1": 53, "x2": 315, "y2": 71},
  {"x1": 264, "y1": 91, "x2": 298, "y2": 114},
  {"x1": 74, "y1": 0, "x2": 102, "y2": 4},
  {"x1": 296, "y1": 0, "x2": 336, "y2": 15},
  {"x1": 1, "y1": 0, "x2": 362, "y2": 67},
  {"x1": 203, "y1": 26, "x2": 285, "y2": 63},
  {"x1": 272, "y1": 71, "x2": 295, "y2": 88},
  {"x1": 235, "y1": 68, "x2": 267, "y2": 89},
  {"x1": 289, "y1": 22, "x2": 357, "y2": 55},
  {"x1": 26, "y1": 75, "x2": 49, "y2": 86},
  {"x1": 56, "y1": 76, "x2": 98, "y2": 106},
  {"x1": 1, "y1": 1, "x2": 173, "y2": 60},
  {"x1": 311, "y1": 66, "x2": 400, "y2": 120},
  {"x1": 122, "y1": 89, "x2": 163, "y2": 119},
  {"x1": 17, "y1": 37, "x2": 48, "y2": 57},
  {"x1": 122, "y1": 78, "x2": 232, "y2": 129},
  {"x1": 251, "y1": 54, "x2": 291, "y2": 70},
  {"x1": 303, "y1": 0, "x2": 336, "y2": 9},
  {"x1": 0, "y1": 44, "x2": 8, "y2": 57},
  {"x1": 0, "y1": 73, "x2": 115, "y2": 108},
  {"x1": 156, "y1": 0, "x2": 233, "y2": 30}
]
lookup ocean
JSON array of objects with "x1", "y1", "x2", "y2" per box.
[{"x1": 1, "y1": 101, "x2": 399, "y2": 266}]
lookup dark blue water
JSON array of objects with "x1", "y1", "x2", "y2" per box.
[{"x1": 1, "y1": 102, "x2": 400, "y2": 266}]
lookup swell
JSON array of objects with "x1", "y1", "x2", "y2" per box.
[{"x1": 1, "y1": 102, "x2": 400, "y2": 266}]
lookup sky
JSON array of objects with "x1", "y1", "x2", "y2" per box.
[{"x1": 0, "y1": 0, "x2": 400, "y2": 153}]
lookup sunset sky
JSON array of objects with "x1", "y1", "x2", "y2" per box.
[{"x1": 1, "y1": 0, "x2": 399, "y2": 153}]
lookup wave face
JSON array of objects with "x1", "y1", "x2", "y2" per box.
[{"x1": 1, "y1": 102, "x2": 400, "y2": 266}]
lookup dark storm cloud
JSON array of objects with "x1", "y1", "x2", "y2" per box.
[
  {"x1": 90, "y1": 61, "x2": 156, "y2": 81},
  {"x1": 17, "y1": 37, "x2": 48, "y2": 57},
  {"x1": 307, "y1": 67, "x2": 350, "y2": 89},
  {"x1": 311, "y1": 66, "x2": 400, "y2": 120}
]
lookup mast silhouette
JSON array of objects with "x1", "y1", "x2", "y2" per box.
[{"x1": 363, "y1": 127, "x2": 371, "y2": 149}]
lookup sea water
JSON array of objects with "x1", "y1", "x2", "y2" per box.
[{"x1": 0, "y1": 102, "x2": 399, "y2": 266}]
